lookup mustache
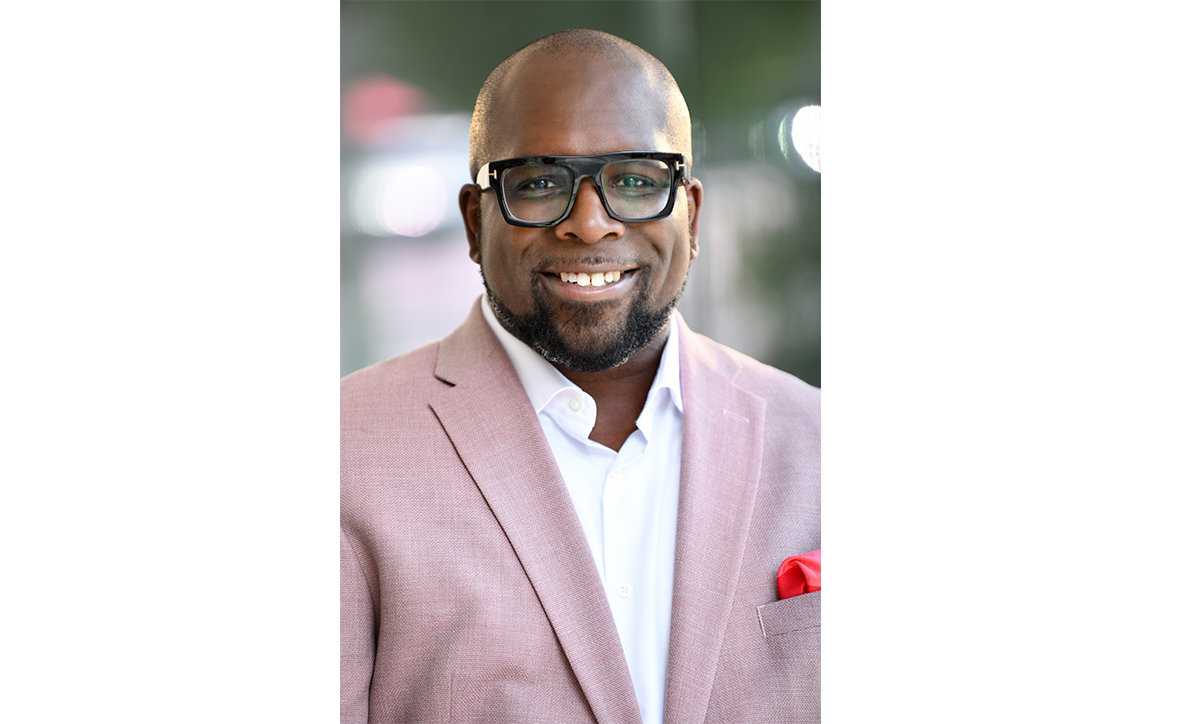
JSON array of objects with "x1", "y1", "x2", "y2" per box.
[{"x1": 532, "y1": 255, "x2": 639, "y2": 269}]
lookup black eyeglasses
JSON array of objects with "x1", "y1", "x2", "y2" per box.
[{"x1": 475, "y1": 151, "x2": 689, "y2": 227}]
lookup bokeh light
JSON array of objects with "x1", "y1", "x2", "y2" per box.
[
  {"x1": 343, "y1": 75, "x2": 428, "y2": 146},
  {"x1": 351, "y1": 163, "x2": 448, "y2": 238},
  {"x1": 380, "y1": 165, "x2": 446, "y2": 237},
  {"x1": 785, "y1": 105, "x2": 821, "y2": 173}
]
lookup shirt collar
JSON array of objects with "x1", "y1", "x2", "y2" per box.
[{"x1": 480, "y1": 295, "x2": 683, "y2": 419}]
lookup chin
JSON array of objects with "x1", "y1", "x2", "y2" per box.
[{"x1": 486, "y1": 275, "x2": 677, "y2": 373}]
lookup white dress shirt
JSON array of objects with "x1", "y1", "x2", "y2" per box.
[{"x1": 482, "y1": 297, "x2": 682, "y2": 724}]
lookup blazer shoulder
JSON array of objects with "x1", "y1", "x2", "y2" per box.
[{"x1": 688, "y1": 330, "x2": 820, "y2": 429}]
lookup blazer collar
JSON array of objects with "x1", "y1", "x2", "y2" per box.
[{"x1": 432, "y1": 296, "x2": 501, "y2": 387}]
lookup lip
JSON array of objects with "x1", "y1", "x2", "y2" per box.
[{"x1": 540, "y1": 267, "x2": 639, "y2": 301}]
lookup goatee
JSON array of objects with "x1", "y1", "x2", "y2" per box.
[{"x1": 484, "y1": 270, "x2": 681, "y2": 373}]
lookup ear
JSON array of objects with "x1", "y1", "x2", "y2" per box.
[
  {"x1": 459, "y1": 184, "x2": 483, "y2": 264},
  {"x1": 684, "y1": 177, "x2": 703, "y2": 260}
]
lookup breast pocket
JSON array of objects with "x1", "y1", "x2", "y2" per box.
[
  {"x1": 756, "y1": 590, "x2": 820, "y2": 660},
  {"x1": 758, "y1": 590, "x2": 820, "y2": 636}
]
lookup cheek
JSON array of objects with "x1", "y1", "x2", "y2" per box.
[
  {"x1": 478, "y1": 219, "x2": 539, "y2": 308},
  {"x1": 478, "y1": 211, "x2": 514, "y2": 277},
  {"x1": 480, "y1": 243, "x2": 517, "y2": 293}
]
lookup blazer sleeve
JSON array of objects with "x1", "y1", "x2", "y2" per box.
[{"x1": 341, "y1": 527, "x2": 376, "y2": 723}]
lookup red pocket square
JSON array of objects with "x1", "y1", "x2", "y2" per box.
[{"x1": 777, "y1": 549, "x2": 821, "y2": 600}]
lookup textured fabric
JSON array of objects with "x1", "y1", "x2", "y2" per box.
[
  {"x1": 482, "y1": 297, "x2": 684, "y2": 724},
  {"x1": 341, "y1": 298, "x2": 821, "y2": 723}
]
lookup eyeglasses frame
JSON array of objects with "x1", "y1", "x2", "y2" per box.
[{"x1": 474, "y1": 151, "x2": 690, "y2": 228}]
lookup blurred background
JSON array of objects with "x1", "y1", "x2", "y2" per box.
[{"x1": 341, "y1": 0, "x2": 821, "y2": 386}]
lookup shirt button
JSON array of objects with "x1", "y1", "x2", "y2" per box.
[
  {"x1": 611, "y1": 469, "x2": 624, "y2": 480},
  {"x1": 568, "y1": 397, "x2": 583, "y2": 412},
  {"x1": 617, "y1": 582, "x2": 633, "y2": 598}
]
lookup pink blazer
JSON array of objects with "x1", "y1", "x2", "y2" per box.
[{"x1": 342, "y1": 301, "x2": 820, "y2": 723}]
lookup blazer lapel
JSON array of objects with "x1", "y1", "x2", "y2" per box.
[
  {"x1": 663, "y1": 318, "x2": 767, "y2": 724},
  {"x1": 429, "y1": 302, "x2": 643, "y2": 724}
]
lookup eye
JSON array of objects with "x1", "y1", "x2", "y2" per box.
[
  {"x1": 517, "y1": 176, "x2": 560, "y2": 194},
  {"x1": 611, "y1": 175, "x2": 649, "y2": 188},
  {"x1": 608, "y1": 174, "x2": 664, "y2": 196},
  {"x1": 503, "y1": 165, "x2": 570, "y2": 201}
]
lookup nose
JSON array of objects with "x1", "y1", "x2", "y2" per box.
[{"x1": 554, "y1": 178, "x2": 624, "y2": 244}]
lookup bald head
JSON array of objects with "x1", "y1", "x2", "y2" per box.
[{"x1": 468, "y1": 30, "x2": 692, "y2": 180}]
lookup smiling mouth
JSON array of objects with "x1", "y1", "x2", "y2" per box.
[{"x1": 555, "y1": 270, "x2": 625, "y2": 288}]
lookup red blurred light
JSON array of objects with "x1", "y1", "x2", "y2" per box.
[{"x1": 343, "y1": 75, "x2": 428, "y2": 145}]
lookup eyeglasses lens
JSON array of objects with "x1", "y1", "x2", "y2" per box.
[
  {"x1": 500, "y1": 165, "x2": 573, "y2": 223},
  {"x1": 500, "y1": 159, "x2": 673, "y2": 223},
  {"x1": 600, "y1": 160, "x2": 673, "y2": 219}
]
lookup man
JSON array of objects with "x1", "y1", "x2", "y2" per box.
[{"x1": 342, "y1": 29, "x2": 820, "y2": 724}]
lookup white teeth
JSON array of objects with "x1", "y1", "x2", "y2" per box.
[{"x1": 558, "y1": 270, "x2": 627, "y2": 286}]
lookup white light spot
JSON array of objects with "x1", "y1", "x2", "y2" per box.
[
  {"x1": 350, "y1": 167, "x2": 390, "y2": 236},
  {"x1": 790, "y1": 105, "x2": 821, "y2": 173},
  {"x1": 378, "y1": 165, "x2": 447, "y2": 237}
]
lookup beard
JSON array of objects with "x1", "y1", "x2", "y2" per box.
[{"x1": 484, "y1": 268, "x2": 683, "y2": 373}]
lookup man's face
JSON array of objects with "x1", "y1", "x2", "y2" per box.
[{"x1": 462, "y1": 55, "x2": 702, "y2": 372}]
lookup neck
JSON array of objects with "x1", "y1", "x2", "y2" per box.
[{"x1": 555, "y1": 326, "x2": 668, "y2": 452}]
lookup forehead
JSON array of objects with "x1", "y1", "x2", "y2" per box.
[{"x1": 489, "y1": 52, "x2": 677, "y2": 160}]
